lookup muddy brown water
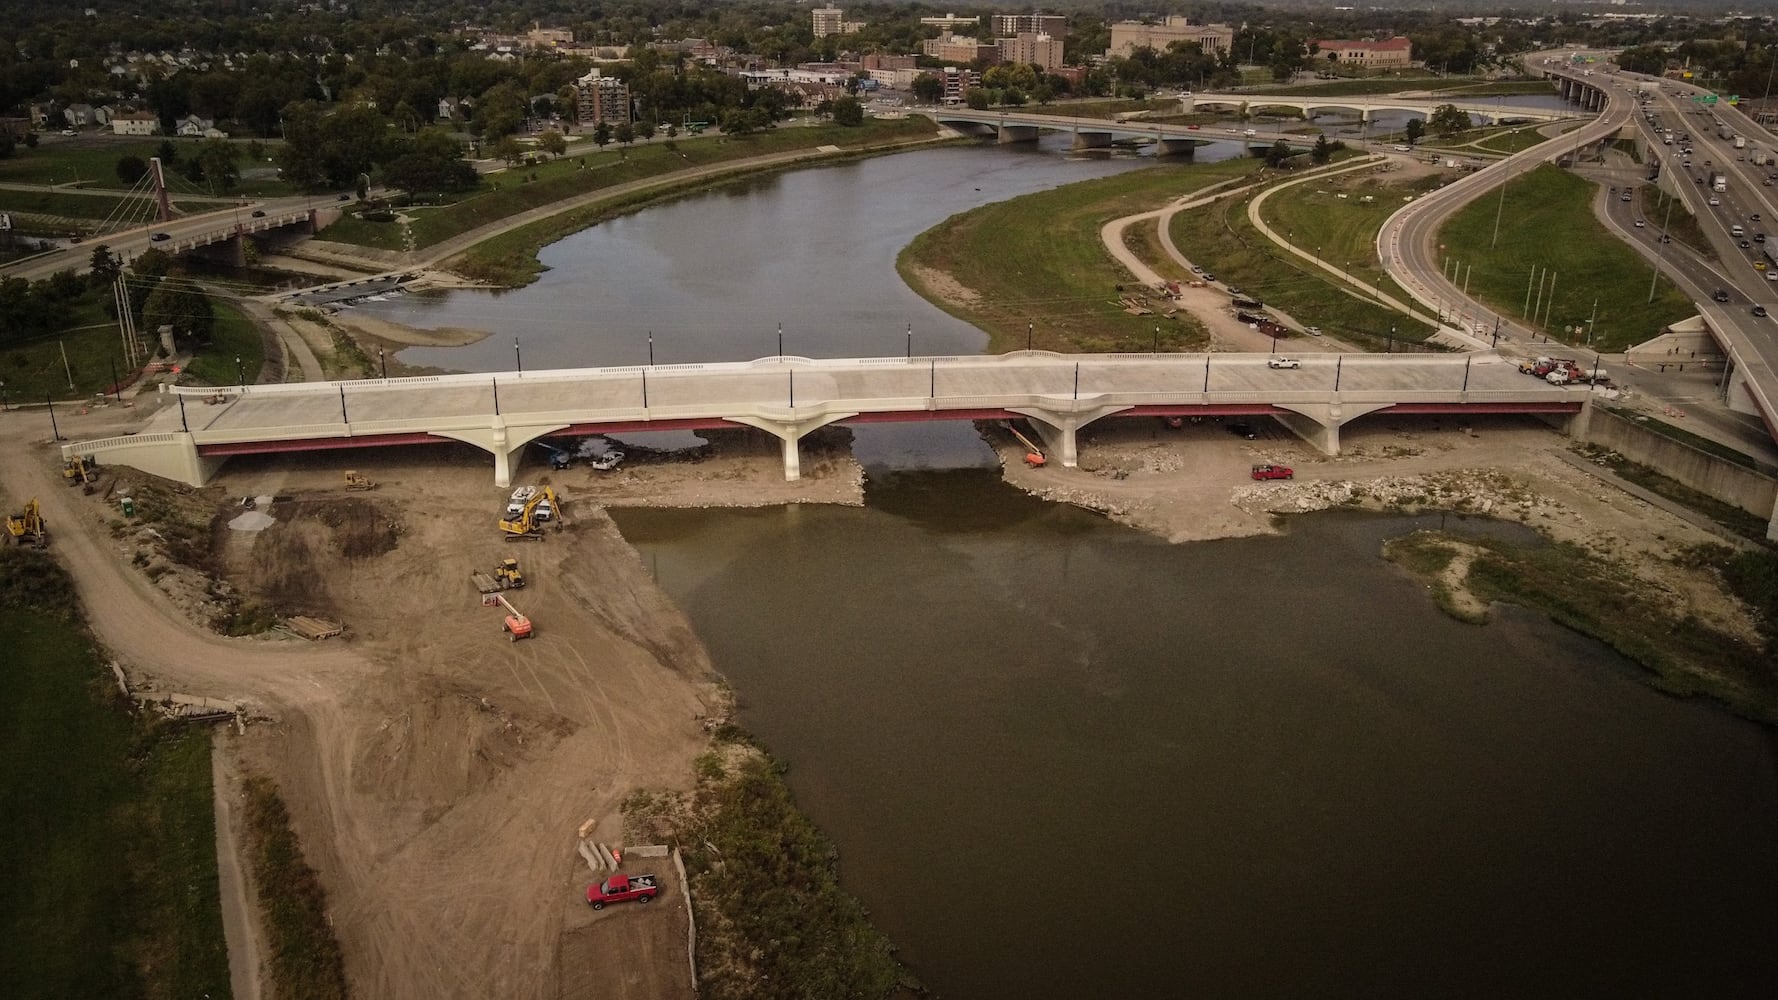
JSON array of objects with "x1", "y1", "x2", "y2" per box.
[{"x1": 613, "y1": 470, "x2": 1778, "y2": 999}]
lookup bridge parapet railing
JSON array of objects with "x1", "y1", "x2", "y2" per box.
[{"x1": 63, "y1": 431, "x2": 184, "y2": 455}]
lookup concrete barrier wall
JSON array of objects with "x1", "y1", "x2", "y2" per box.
[{"x1": 1582, "y1": 408, "x2": 1778, "y2": 516}]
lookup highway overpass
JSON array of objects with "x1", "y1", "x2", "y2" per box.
[
  {"x1": 65, "y1": 351, "x2": 1585, "y2": 487},
  {"x1": 923, "y1": 109, "x2": 1310, "y2": 153},
  {"x1": 1187, "y1": 92, "x2": 1580, "y2": 125}
]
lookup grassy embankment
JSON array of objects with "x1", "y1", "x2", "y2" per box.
[
  {"x1": 1258, "y1": 166, "x2": 1447, "y2": 324},
  {"x1": 1168, "y1": 163, "x2": 1438, "y2": 348},
  {"x1": 625, "y1": 728, "x2": 909, "y2": 1000},
  {"x1": 325, "y1": 119, "x2": 938, "y2": 257},
  {"x1": 0, "y1": 547, "x2": 231, "y2": 998},
  {"x1": 2, "y1": 290, "x2": 263, "y2": 400},
  {"x1": 896, "y1": 158, "x2": 1263, "y2": 353},
  {"x1": 1466, "y1": 128, "x2": 1555, "y2": 155},
  {"x1": 1437, "y1": 164, "x2": 1696, "y2": 351},
  {"x1": 240, "y1": 775, "x2": 349, "y2": 1000},
  {"x1": 1635, "y1": 184, "x2": 1718, "y2": 262},
  {"x1": 1383, "y1": 529, "x2": 1778, "y2": 724},
  {"x1": 0, "y1": 138, "x2": 291, "y2": 197}
]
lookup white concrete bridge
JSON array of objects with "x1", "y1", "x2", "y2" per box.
[
  {"x1": 66, "y1": 352, "x2": 1586, "y2": 487},
  {"x1": 1186, "y1": 92, "x2": 1579, "y2": 125},
  {"x1": 925, "y1": 109, "x2": 1295, "y2": 153}
]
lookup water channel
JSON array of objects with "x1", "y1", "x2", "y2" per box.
[
  {"x1": 616, "y1": 482, "x2": 1778, "y2": 997},
  {"x1": 356, "y1": 128, "x2": 1776, "y2": 995}
]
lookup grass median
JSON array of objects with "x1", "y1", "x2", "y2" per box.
[
  {"x1": 1169, "y1": 167, "x2": 1438, "y2": 349},
  {"x1": 1259, "y1": 166, "x2": 1444, "y2": 304},
  {"x1": 0, "y1": 547, "x2": 231, "y2": 999},
  {"x1": 897, "y1": 158, "x2": 1264, "y2": 353},
  {"x1": 1437, "y1": 164, "x2": 1696, "y2": 351},
  {"x1": 1635, "y1": 184, "x2": 1717, "y2": 263}
]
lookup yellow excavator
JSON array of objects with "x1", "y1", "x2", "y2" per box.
[
  {"x1": 5, "y1": 499, "x2": 47, "y2": 547},
  {"x1": 62, "y1": 455, "x2": 98, "y2": 488},
  {"x1": 498, "y1": 486, "x2": 557, "y2": 540}
]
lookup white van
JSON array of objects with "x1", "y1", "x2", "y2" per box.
[{"x1": 1731, "y1": 224, "x2": 1745, "y2": 238}]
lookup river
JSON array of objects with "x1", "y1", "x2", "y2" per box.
[
  {"x1": 615, "y1": 476, "x2": 1778, "y2": 998},
  {"x1": 358, "y1": 128, "x2": 1777, "y2": 995}
]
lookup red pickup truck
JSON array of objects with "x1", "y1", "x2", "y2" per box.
[
  {"x1": 1250, "y1": 464, "x2": 1294, "y2": 481},
  {"x1": 586, "y1": 873, "x2": 659, "y2": 909}
]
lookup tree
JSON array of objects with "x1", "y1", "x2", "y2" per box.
[
  {"x1": 1404, "y1": 118, "x2": 1424, "y2": 146},
  {"x1": 142, "y1": 281, "x2": 213, "y2": 349},
  {"x1": 115, "y1": 155, "x2": 149, "y2": 184},
  {"x1": 911, "y1": 73, "x2": 942, "y2": 104},
  {"x1": 1428, "y1": 104, "x2": 1471, "y2": 137},
  {"x1": 592, "y1": 121, "x2": 611, "y2": 148},
  {"x1": 614, "y1": 122, "x2": 634, "y2": 146},
  {"x1": 88, "y1": 244, "x2": 121, "y2": 288},
  {"x1": 831, "y1": 96, "x2": 864, "y2": 127},
  {"x1": 965, "y1": 89, "x2": 990, "y2": 110},
  {"x1": 156, "y1": 139, "x2": 179, "y2": 165},
  {"x1": 1311, "y1": 134, "x2": 1332, "y2": 165},
  {"x1": 1265, "y1": 139, "x2": 1293, "y2": 168},
  {"x1": 538, "y1": 131, "x2": 567, "y2": 158},
  {"x1": 492, "y1": 136, "x2": 523, "y2": 166},
  {"x1": 195, "y1": 139, "x2": 241, "y2": 192},
  {"x1": 384, "y1": 129, "x2": 478, "y2": 198}
]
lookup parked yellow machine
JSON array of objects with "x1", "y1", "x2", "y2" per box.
[
  {"x1": 5, "y1": 499, "x2": 47, "y2": 547},
  {"x1": 499, "y1": 486, "x2": 557, "y2": 539}
]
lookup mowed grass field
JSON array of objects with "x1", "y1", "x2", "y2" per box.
[
  {"x1": 1168, "y1": 167, "x2": 1437, "y2": 350},
  {"x1": 1259, "y1": 166, "x2": 1445, "y2": 303},
  {"x1": 1437, "y1": 164, "x2": 1697, "y2": 351},
  {"x1": 897, "y1": 157, "x2": 1264, "y2": 354},
  {"x1": 0, "y1": 549, "x2": 231, "y2": 999}
]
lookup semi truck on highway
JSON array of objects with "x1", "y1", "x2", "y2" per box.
[{"x1": 1710, "y1": 171, "x2": 1728, "y2": 193}]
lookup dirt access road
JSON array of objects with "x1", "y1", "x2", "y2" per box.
[{"x1": 0, "y1": 414, "x2": 863, "y2": 998}]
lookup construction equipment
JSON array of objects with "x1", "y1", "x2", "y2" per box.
[
  {"x1": 344, "y1": 470, "x2": 375, "y2": 491},
  {"x1": 533, "y1": 442, "x2": 572, "y2": 470},
  {"x1": 494, "y1": 558, "x2": 526, "y2": 590},
  {"x1": 499, "y1": 485, "x2": 558, "y2": 540},
  {"x1": 61, "y1": 455, "x2": 98, "y2": 487},
  {"x1": 4, "y1": 499, "x2": 47, "y2": 547},
  {"x1": 486, "y1": 593, "x2": 533, "y2": 641}
]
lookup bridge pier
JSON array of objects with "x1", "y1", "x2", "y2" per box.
[
  {"x1": 1071, "y1": 130, "x2": 1114, "y2": 151},
  {"x1": 1010, "y1": 404, "x2": 1130, "y2": 468},
  {"x1": 1273, "y1": 402, "x2": 1393, "y2": 456},
  {"x1": 729, "y1": 413, "x2": 857, "y2": 481},
  {"x1": 997, "y1": 124, "x2": 1040, "y2": 145},
  {"x1": 1155, "y1": 139, "x2": 1197, "y2": 157}
]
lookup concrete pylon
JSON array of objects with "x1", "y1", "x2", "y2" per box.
[
  {"x1": 728, "y1": 412, "x2": 858, "y2": 481},
  {"x1": 1008, "y1": 403, "x2": 1130, "y2": 468},
  {"x1": 1271, "y1": 401, "x2": 1393, "y2": 456}
]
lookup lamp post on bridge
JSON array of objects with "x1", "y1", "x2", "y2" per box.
[
  {"x1": 513, "y1": 336, "x2": 523, "y2": 374},
  {"x1": 648, "y1": 331, "x2": 655, "y2": 367}
]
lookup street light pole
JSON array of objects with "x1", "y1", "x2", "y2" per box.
[
  {"x1": 514, "y1": 336, "x2": 522, "y2": 374},
  {"x1": 378, "y1": 347, "x2": 387, "y2": 379},
  {"x1": 648, "y1": 331, "x2": 654, "y2": 366},
  {"x1": 235, "y1": 354, "x2": 244, "y2": 389},
  {"x1": 47, "y1": 393, "x2": 61, "y2": 441}
]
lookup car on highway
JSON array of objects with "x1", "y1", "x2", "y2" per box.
[
  {"x1": 1709, "y1": 197, "x2": 1721, "y2": 206},
  {"x1": 1752, "y1": 213, "x2": 1763, "y2": 222},
  {"x1": 1620, "y1": 193, "x2": 1631, "y2": 202},
  {"x1": 1267, "y1": 357, "x2": 1301, "y2": 370},
  {"x1": 1713, "y1": 288, "x2": 1731, "y2": 302},
  {"x1": 1634, "y1": 219, "x2": 1645, "y2": 227},
  {"x1": 1659, "y1": 234, "x2": 1673, "y2": 243},
  {"x1": 151, "y1": 232, "x2": 170, "y2": 241},
  {"x1": 1756, "y1": 306, "x2": 1769, "y2": 318},
  {"x1": 250, "y1": 209, "x2": 266, "y2": 217}
]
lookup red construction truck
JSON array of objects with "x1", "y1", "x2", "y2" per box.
[{"x1": 586, "y1": 873, "x2": 659, "y2": 909}]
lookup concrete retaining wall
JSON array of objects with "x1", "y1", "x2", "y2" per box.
[{"x1": 1581, "y1": 408, "x2": 1777, "y2": 516}]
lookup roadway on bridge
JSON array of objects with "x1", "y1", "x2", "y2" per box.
[{"x1": 172, "y1": 352, "x2": 1567, "y2": 441}]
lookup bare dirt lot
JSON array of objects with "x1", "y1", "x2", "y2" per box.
[{"x1": 0, "y1": 414, "x2": 861, "y2": 1000}]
